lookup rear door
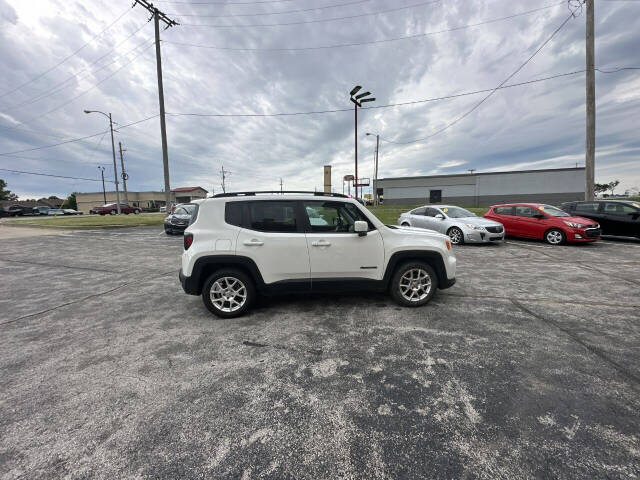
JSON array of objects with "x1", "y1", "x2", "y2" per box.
[
  {"x1": 235, "y1": 200, "x2": 311, "y2": 286},
  {"x1": 490, "y1": 206, "x2": 516, "y2": 234},
  {"x1": 573, "y1": 202, "x2": 603, "y2": 227},
  {"x1": 302, "y1": 200, "x2": 384, "y2": 281}
]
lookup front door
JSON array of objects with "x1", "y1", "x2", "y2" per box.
[
  {"x1": 602, "y1": 202, "x2": 640, "y2": 236},
  {"x1": 235, "y1": 200, "x2": 310, "y2": 286},
  {"x1": 422, "y1": 207, "x2": 447, "y2": 233},
  {"x1": 513, "y1": 205, "x2": 547, "y2": 238},
  {"x1": 302, "y1": 201, "x2": 384, "y2": 281}
]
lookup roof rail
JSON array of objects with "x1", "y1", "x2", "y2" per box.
[{"x1": 212, "y1": 191, "x2": 348, "y2": 198}]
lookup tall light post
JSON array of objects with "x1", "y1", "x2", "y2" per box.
[
  {"x1": 365, "y1": 132, "x2": 380, "y2": 206},
  {"x1": 97, "y1": 166, "x2": 107, "y2": 204},
  {"x1": 84, "y1": 109, "x2": 120, "y2": 214},
  {"x1": 350, "y1": 86, "x2": 375, "y2": 200}
]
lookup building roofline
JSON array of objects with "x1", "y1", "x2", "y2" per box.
[{"x1": 378, "y1": 167, "x2": 585, "y2": 182}]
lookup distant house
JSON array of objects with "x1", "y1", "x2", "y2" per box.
[
  {"x1": 74, "y1": 187, "x2": 209, "y2": 214},
  {"x1": 170, "y1": 186, "x2": 208, "y2": 204}
]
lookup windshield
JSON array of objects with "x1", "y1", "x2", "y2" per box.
[
  {"x1": 182, "y1": 205, "x2": 196, "y2": 215},
  {"x1": 442, "y1": 206, "x2": 476, "y2": 218},
  {"x1": 538, "y1": 205, "x2": 569, "y2": 217}
]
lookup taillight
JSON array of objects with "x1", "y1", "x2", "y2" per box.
[
  {"x1": 184, "y1": 233, "x2": 193, "y2": 250},
  {"x1": 445, "y1": 240, "x2": 451, "y2": 250}
]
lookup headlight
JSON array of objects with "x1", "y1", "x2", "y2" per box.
[
  {"x1": 465, "y1": 224, "x2": 485, "y2": 230},
  {"x1": 563, "y1": 221, "x2": 585, "y2": 228}
]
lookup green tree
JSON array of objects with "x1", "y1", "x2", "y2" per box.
[
  {"x1": 594, "y1": 183, "x2": 609, "y2": 196},
  {"x1": 63, "y1": 192, "x2": 78, "y2": 210},
  {"x1": 0, "y1": 179, "x2": 18, "y2": 201},
  {"x1": 608, "y1": 180, "x2": 620, "y2": 196}
]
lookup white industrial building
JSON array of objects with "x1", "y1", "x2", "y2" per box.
[{"x1": 376, "y1": 167, "x2": 585, "y2": 206}]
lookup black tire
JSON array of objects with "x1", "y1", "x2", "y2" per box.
[
  {"x1": 447, "y1": 227, "x2": 464, "y2": 245},
  {"x1": 202, "y1": 269, "x2": 256, "y2": 318},
  {"x1": 544, "y1": 228, "x2": 565, "y2": 245},
  {"x1": 389, "y1": 261, "x2": 438, "y2": 308},
  {"x1": 164, "y1": 227, "x2": 172, "y2": 235}
]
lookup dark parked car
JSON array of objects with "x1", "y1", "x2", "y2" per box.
[
  {"x1": 32, "y1": 206, "x2": 50, "y2": 215},
  {"x1": 92, "y1": 203, "x2": 141, "y2": 215},
  {"x1": 164, "y1": 204, "x2": 196, "y2": 235},
  {"x1": 561, "y1": 200, "x2": 640, "y2": 238},
  {"x1": 4, "y1": 205, "x2": 33, "y2": 216}
]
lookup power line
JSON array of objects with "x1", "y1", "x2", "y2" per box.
[
  {"x1": 154, "y1": 0, "x2": 306, "y2": 4},
  {"x1": 381, "y1": 10, "x2": 579, "y2": 146},
  {"x1": 0, "y1": 167, "x2": 113, "y2": 183},
  {"x1": 166, "y1": 2, "x2": 563, "y2": 51},
  {"x1": 0, "y1": 114, "x2": 159, "y2": 156},
  {"x1": 2, "y1": 22, "x2": 151, "y2": 113},
  {"x1": 0, "y1": 6, "x2": 134, "y2": 100},
  {"x1": 181, "y1": 0, "x2": 441, "y2": 27},
  {"x1": 169, "y1": 0, "x2": 370, "y2": 17},
  {"x1": 0, "y1": 41, "x2": 155, "y2": 134}
]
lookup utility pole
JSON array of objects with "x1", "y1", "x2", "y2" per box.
[
  {"x1": 118, "y1": 142, "x2": 129, "y2": 203},
  {"x1": 585, "y1": 0, "x2": 595, "y2": 201},
  {"x1": 280, "y1": 178, "x2": 283, "y2": 193},
  {"x1": 84, "y1": 110, "x2": 120, "y2": 213},
  {"x1": 374, "y1": 134, "x2": 379, "y2": 206},
  {"x1": 133, "y1": 0, "x2": 178, "y2": 211},
  {"x1": 98, "y1": 166, "x2": 107, "y2": 204},
  {"x1": 221, "y1": 165, "x2": 230, "y2": 193}
]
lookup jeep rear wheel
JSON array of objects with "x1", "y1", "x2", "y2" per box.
[
  {"x1": 390, "y1": 262, "x2": 438, "y2": 307},
  {"x1": 202, "y1": 269, "x2": 255, "y2": 318}
]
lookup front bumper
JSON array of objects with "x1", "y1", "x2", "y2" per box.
[
  {"x1": 464, "y1": 229, "x2": 504, "y2": 243},
  {"x1": 566, "y1": 227, "x2": 601, "y2": 243},
  {"x1": 179, "y1": 269, "x2": 200, "y2": 295},
  {"x1": 165, "y1": 221, "x2": 188, "y2": 233}
]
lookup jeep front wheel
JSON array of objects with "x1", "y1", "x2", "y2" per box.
[
  {"x1": 202, "y1": 269, "x2": 255, "y2": 318},
  {"x1": 390, "y1": 262, "x2": 438, "y2": 307}
]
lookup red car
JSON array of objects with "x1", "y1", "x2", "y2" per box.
[
  {"x1": 483, "y1": 203, "x2": 601, "y2": 245},
  {"x1": 92, "y1": 203, "x2": 141, "y2": 215}
]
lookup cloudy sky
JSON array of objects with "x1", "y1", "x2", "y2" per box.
[{"x1": 0, "y1": 0, "x2": 638, "y2": 199}]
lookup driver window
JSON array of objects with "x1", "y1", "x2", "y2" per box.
[
  {"x1": 424, "y1": 208, "x2": 440, "y2": 217},
  {"x1": 604, "y1": 203, "x2": 636, "y2": 215},
  {"x1": 515, "y1": 206, "x2": 538, "y2": 217},
  {"x1": 303, "y1": 201, "x2": 372, "y2": 233}
]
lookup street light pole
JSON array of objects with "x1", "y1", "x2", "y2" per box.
[
  {"x1": 85, "y1": 110, "x2": 120, "y2": 214},
  {"x1": 350, "y1": 86, "x2": 375, "y2": 200},
  {"x1": 98, "y1": 166, "x2": 107, "y2": 204},
  {"x1": 366, "y1": 132, "x2": 380, "y2": 206}
]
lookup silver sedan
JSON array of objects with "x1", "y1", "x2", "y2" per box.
[{"x1": 398, "y1": 205, "x2": 505, "y2": 245}]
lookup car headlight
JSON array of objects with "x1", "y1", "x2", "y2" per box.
[
  {"x1": 563, "y1": 221, "x2": 585, "y2": 228},
  {"x1": 465, "y1": 224, "x2": 485, "y2": 230}
]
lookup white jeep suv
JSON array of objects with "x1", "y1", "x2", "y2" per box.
[{"x1": 179, "y1": 192, "x2": 456, "y2": 318}]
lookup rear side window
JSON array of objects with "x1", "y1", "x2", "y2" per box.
[
  {"x1": 604, "y1": 202, "x2": 637, "y2": 215},
  {"x1": 248, "y1": 201, "x2": 297, "y2": 232},
  {"x1": 494, "y1": 206, "x2": 514, "y2": 215},
  {"x1": 575, "y1": 202, "x2": 600, "y2": 213},
  {"x1": 410, "y1": 207, "x2": 426, "y2": 215},
  {"x1": 225, "y1": 202, "x2": 243, "y2": 227}
]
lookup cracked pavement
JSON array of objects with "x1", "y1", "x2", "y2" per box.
[{"x1": 1, "y1": 227, "x2": 639, "y2": 479}]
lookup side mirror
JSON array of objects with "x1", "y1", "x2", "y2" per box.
[
  {"x1": 354, "y1": 221, "x2": 368, "y2": 236},
  {"x1": 435, "y1": 214, "x2": 444, "y2": 220}
]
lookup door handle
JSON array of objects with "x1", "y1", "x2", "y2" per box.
[
  {"x1": 243, "y1": 239, "x2": 264, "y2": 246},
  {"x1": 311, "y1": 240, "x2": 331, "y2": 247}
]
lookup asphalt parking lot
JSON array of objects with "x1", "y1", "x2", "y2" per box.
[{"x1": 1, "y1": 227, "x2": 639, "y2": 479}]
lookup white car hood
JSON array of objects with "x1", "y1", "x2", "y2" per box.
[{"x1": 392, "y1": 225, "x2": 449, "y2": 240}]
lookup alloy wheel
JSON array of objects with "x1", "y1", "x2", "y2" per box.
[
  {"x1": 210, "y1": 277, "x2": 247, "y2": 313},
  {"x1": 398, "y1": 268, "x2": 432, "y2": 302},
  {"x1": 448, "y1": 228, "x2": 462, "y2": 244},
  {"x1": 546, "y1": 230, "x2": 564, "y2": 245}
]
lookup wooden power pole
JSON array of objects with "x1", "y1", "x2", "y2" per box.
[
  {"x1": 118, "y1": 141, "x2": 129, "y2": 203},
  {"x1": 133, "y1": 0, "x2": 178, "y2": 210},
  {"x1": 585, "y1": 0, "x2": 595, "y2": 200}
]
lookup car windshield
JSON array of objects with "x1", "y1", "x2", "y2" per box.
[
  {"x1": 442, "y1": 207, "x2": 476, "y2": 218},
  {"x1": 538, "y1": 205, "x2": 569, "y2": 217},
  {"x1": 182, "y1": 205, "x2": 196, "y2": 215}
]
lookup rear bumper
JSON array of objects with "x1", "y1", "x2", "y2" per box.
[{"x1": 179, "y1": 269, "x2": 199, "y2": 295}]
